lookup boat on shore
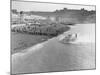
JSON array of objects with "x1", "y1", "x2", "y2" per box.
[{"x1": 59, "y1": 33, "x2": 77, "y2": 44}]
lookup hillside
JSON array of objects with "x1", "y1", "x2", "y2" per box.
[
  {"x1": 19, "y1": 8, "x2": 96, "y2": 24},
  {"x1": 12, "y1": 8, "x2": 96, "y2": 24}
]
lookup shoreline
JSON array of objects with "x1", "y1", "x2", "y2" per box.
[{"x1": 11, "y1": 23, "x2": 95, "y2": 55}]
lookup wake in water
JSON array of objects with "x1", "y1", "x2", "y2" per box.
[
  {"x1": 58, "y1": 33, "x2": 95, "y2": 44},
  {"x1": 58, "y1": 23, "x2": 95, "y2": 44},
  {"x1": 75, "y1": 35, "x2": 94, "y2": 43}
]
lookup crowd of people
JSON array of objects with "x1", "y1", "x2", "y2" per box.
[{"x1": 11, "y1": 23, "x2": 70, "y2": 37}]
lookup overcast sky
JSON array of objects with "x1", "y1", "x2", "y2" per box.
[{"x1": 12, "y1": 1, "x2": 95, "y2": 12}]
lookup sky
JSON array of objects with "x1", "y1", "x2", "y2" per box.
[{"x1": 12, "y1": 0, "x2": 95, "y2": 12}]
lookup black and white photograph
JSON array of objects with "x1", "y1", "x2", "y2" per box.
[{"x1": 11, "y1": 0, "x2": 96, "y2": 74}]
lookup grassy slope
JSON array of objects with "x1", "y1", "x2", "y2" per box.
[{"x1": 11, "y1": 32, "x2": 50, "y2": 54}]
